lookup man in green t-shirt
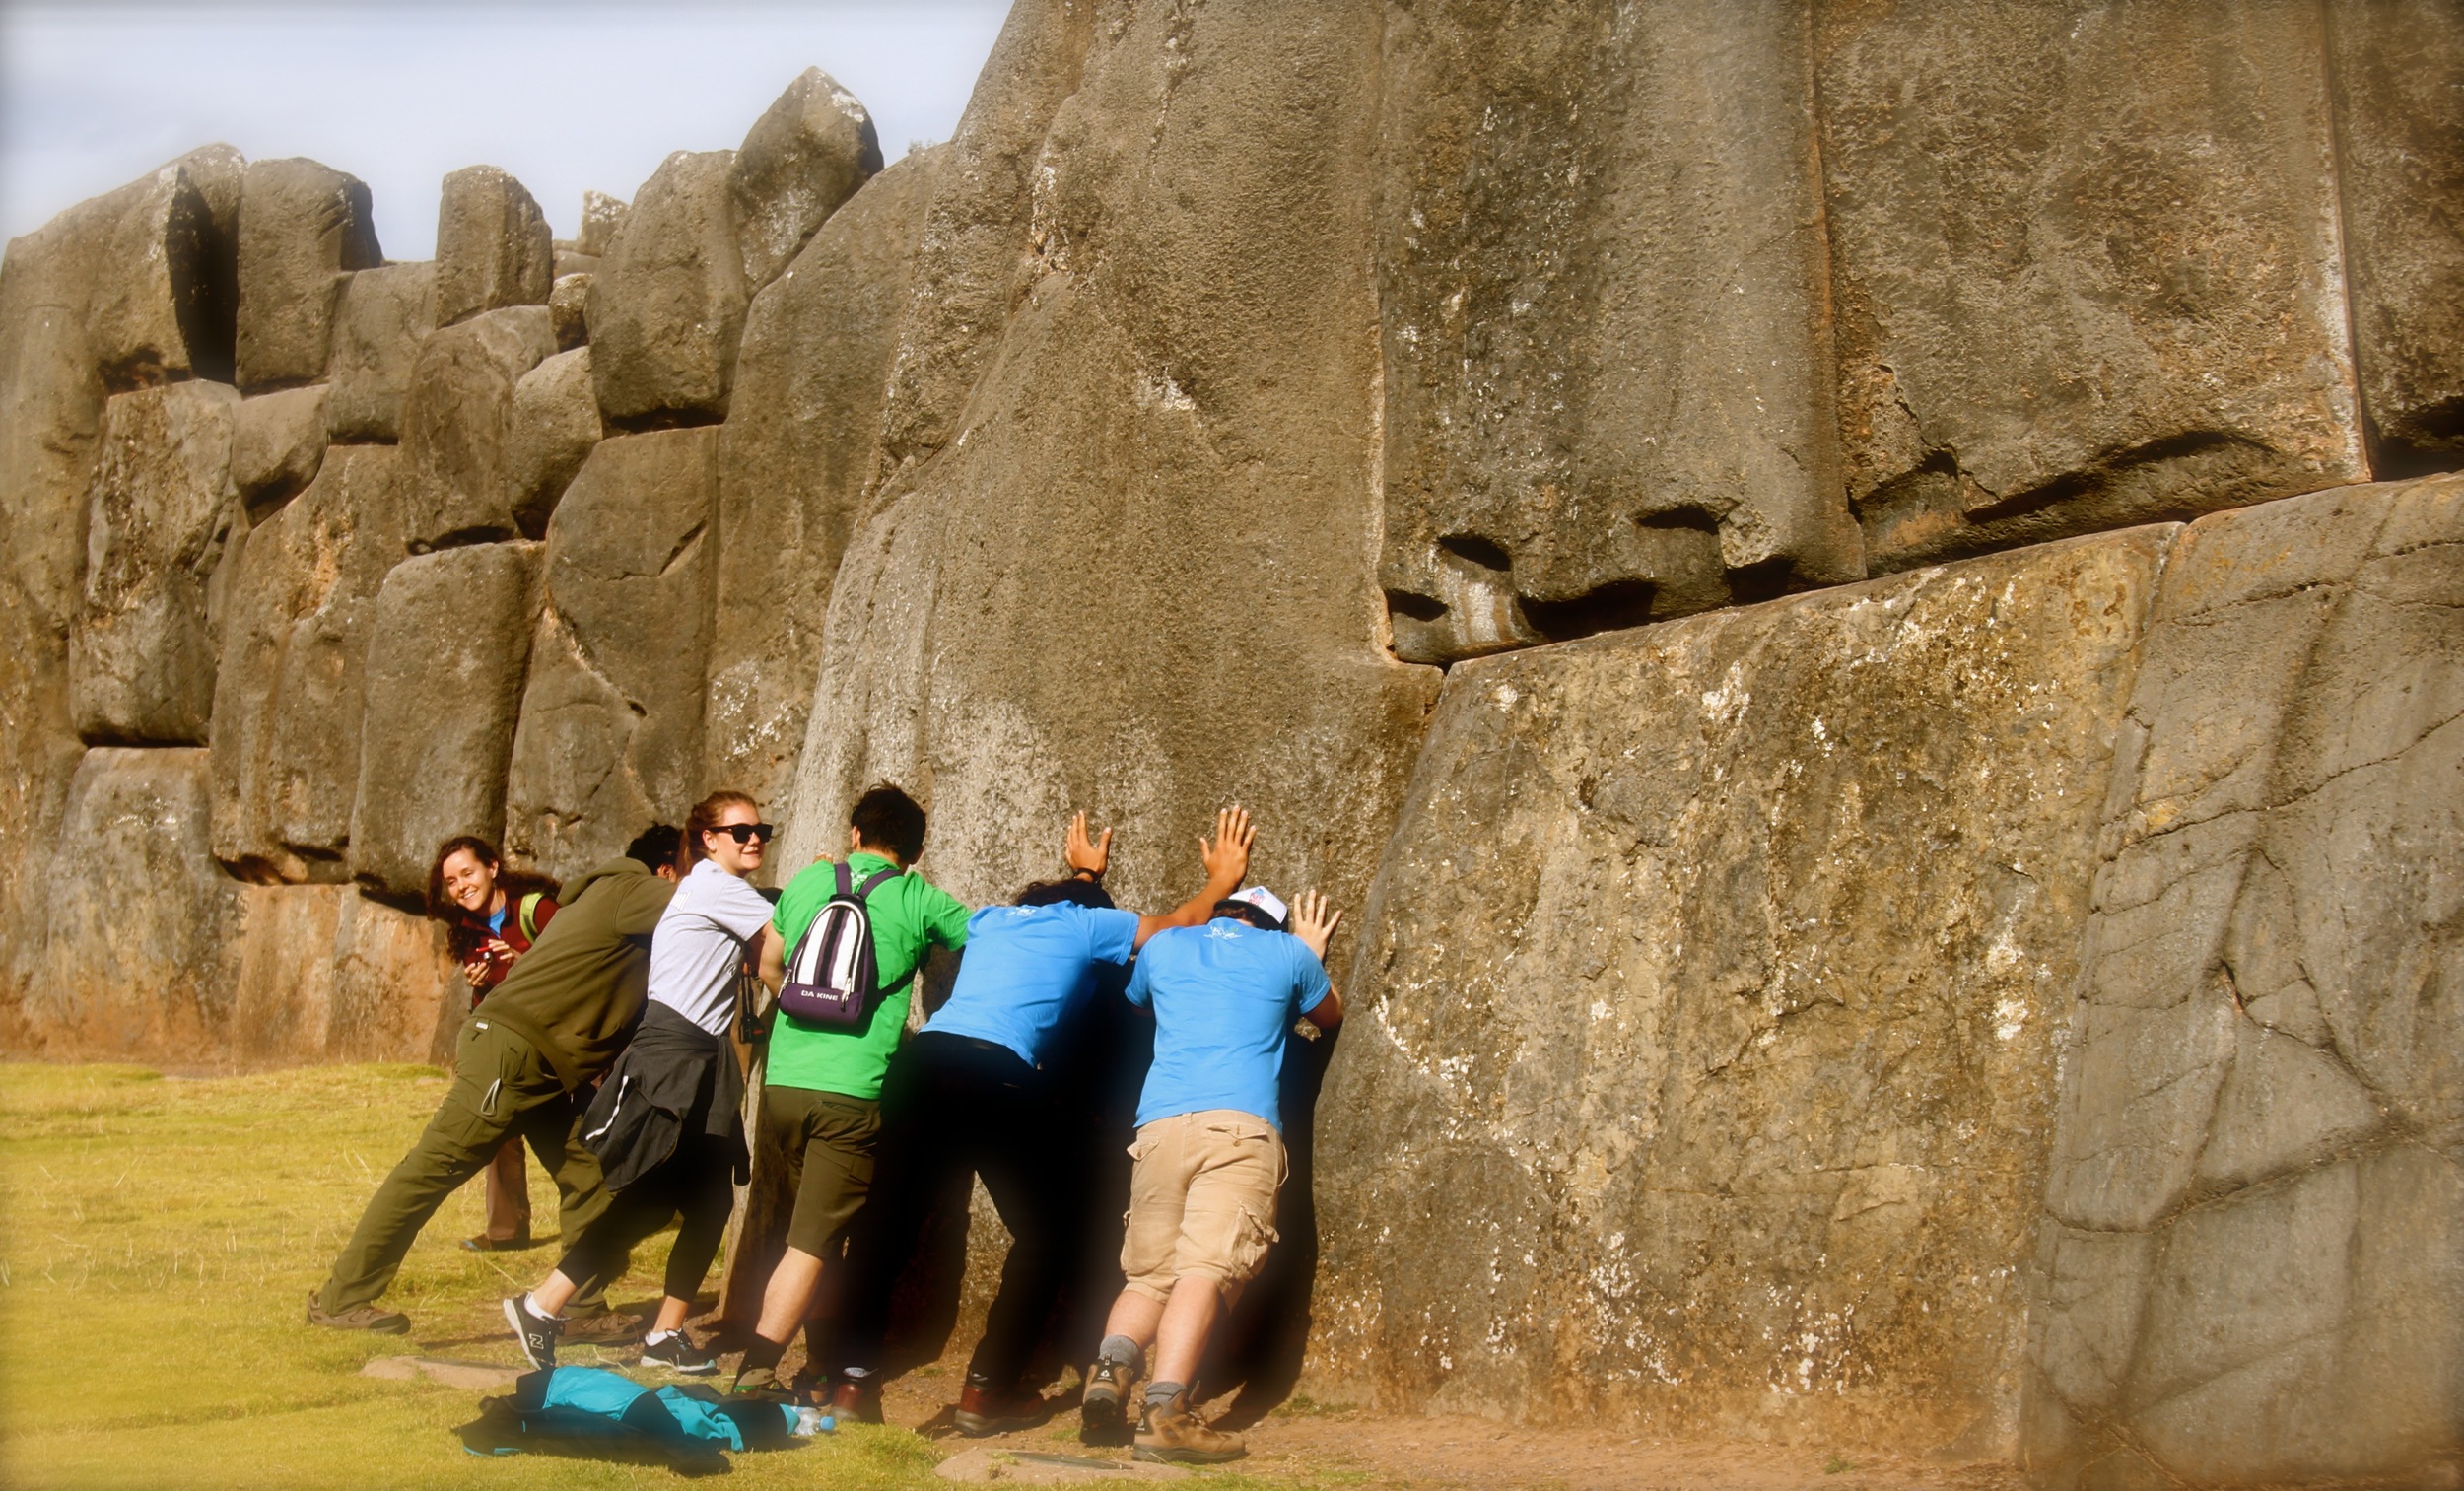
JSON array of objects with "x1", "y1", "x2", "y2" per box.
[{"x1": 736, "y1": 782, "x2": 970, "y2": 1398}]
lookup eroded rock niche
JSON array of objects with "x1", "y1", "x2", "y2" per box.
[{"x1": 1, "y1": 9, "x2": 2457, "y2": 1486}]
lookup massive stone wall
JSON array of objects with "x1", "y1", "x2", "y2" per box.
[{"x1": 1, "y1": 6, "x2": 2459, "y2": 1483}]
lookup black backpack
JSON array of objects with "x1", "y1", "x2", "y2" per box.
[{"x1": 777, "y1": 861, "x2": 898, "y2": 1031}]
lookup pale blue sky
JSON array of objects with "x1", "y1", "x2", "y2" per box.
[{"x1": 1, "y1": 1, "x2": 1010, "y2": 256}]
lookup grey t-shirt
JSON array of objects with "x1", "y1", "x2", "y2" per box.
[{"x1": 646, "y1": 859, "x2": 773, "y2": 1036}]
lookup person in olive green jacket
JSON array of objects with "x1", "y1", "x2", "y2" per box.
[{"x1": 308, "y1": 853, "x2": 679, "y2": 1333}]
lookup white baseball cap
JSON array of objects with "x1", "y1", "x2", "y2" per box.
[{"x1": 1227, "y1": 885, "x2": 1288, "y2": 926}]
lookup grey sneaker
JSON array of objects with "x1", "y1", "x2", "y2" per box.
[
  {"x1": 561, "y1": 1308, "x2": 644, "y2": 1346},
  {"x1": 640, "y1": 1329, "x2": 718, "y2": 1375},
  {"x1": 504, "y1": 1295, "x2": 561, "y2": 1371},
  {"x1": 306, "y1": 1288, "x2": 410, "y2": 1334}
]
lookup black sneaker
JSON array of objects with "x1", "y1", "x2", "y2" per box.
[
  {"x1": 1080, "y1": 1358, "x2": 1133, "y2": 1446},
  {"x1": 640, "y1": 1329, "x2": 718, "y2": 1375},
  {"x1": 504, "y1": 1295, "x2": 561, "y2": 1371}
]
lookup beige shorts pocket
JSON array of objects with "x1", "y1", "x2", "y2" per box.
[{"x1": 1228, "y1": 1204, "x2": 1280, "y2": 1284}]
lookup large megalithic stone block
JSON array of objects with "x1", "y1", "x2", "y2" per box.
[
  {"x1": 1814, "y1": 0, "x2": 2365, "y2": 572},
  {"x1": 507, "y1": 347, "x2": 602, "y2": 528},
  {"x1": 504, "y1": 428, "x2": 716, "y2": 883},
  {"x1": 210, "y1": 444, "x2": 411, "y2": 881},
  {"x1": 1376, "y1": 0, "x2": 1863, "y2": 665},
  {"x1": 1315, "y1": 523, "x2": 2173, "y2": 1449},
  {"x1": 434, "y1": 165, "x2": 553, "y2": 328},
  {"x1": 78, "y1": 145, "x2": 243, "y2": 391},
  {"x1": 350, "y1": 540, "x2": 541, "y2": 902},
  {"x1": 587, "y1": 151, "x2": 748, "y2": 426},
  {"x1": 706, "y1": 147, "x2": 940, "y2": 816},
  {"x1": 235, "y1": 157, "x2": 381, "y2": 393},
  {"x1": 226, "y1": 884, "x2": 462, "y2": 1064},
  {"x1": 324, "y1": 261, "x2": 437, "y2": 442},
  {"x1": 70, "y1": 381, "x2": 240, "y2": 745},
  {"x1": 2326, "y1": 0, "x2": 2464, "y2": 477},
  {"x1": 34, "y1": 748, "x2": 242, "y2": 1057},
  {"x1": 229, "y1": 382, "x2": 328, "y2": 513},
  {"x1": 399, "y1": 305, "x2": 558, "y2": 546},
  {"x1": 2023, "y1": 474, "x2": 2464, "y2": 1489},
  {"x1": 729, "y1": 67, "x2": 883, "y2": 293}
]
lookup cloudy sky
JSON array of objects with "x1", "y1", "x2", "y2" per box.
[{"x1": 1, "y1": 0, "x2": 1010, "y2": 256}]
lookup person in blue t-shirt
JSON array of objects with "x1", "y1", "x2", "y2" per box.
[
  {"x1": 1080, "y1": 883, "x2": 1345, "y2": 1464},
  {"x1": 820, "y1": 807, "x2": 1257, "y2": 1436}
]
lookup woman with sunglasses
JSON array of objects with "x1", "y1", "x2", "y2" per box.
[{"x1": 504, "y1": 791, "x2": 780, "y2": 1375}]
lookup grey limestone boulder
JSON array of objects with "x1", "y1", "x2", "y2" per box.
[
  {"x1": 577, "y1": 189, "x2": 628, "y2": 257},
  {"x1": 2024, "y1": 474, "x2": 2464, "y2": 1489},
  {"x1": 504, "y1": 428, "x2": 717, "y2": 882},
  {"x1": 323, "y1": 261, "x2": 436, "y2": 442},
  {"x1": 729, "y1": 67, "x2": 882, "y2": 293},
  {"x1": 1376, "y1": 0, "x2": 1862, "y2": 664},
  {"x1": 350, "y1": 541, "x2": 540, "y2": 900},
  {"x1": 586, "y1": 151, "x2": 746, "y2": 426},
  {"x1": 434, "y1": 165, "x2": 553, "y2": 328},
  {"x1": 230, "y1": 383, "x2": 327, "y2": 513},
  {"x1": 398, "y1": 304, "x2": 558, "y2": 546},
  {"x1": 707, "y1": 147, "x2": 938, "y2": 814},
  {"x1": 507, "y1": 347, "x2": 601, "y2": 530},
  {"x1": 34, "y1": 747, "x2": 241, "y2": 1058},
  {"x1": 71, "y1": 381, "x2": 241, "y2": 745},
  {"x1": 1315, "y1": 524, "x2": 2168, "y2": 1449},
  {"x1": 235, "y1": 158, "x2": 381, "y2": 392},
  {"x1": 2326, "y1": 0, "x2": 2464, "y2": 476},
  {"x1": 548, "y1": 272, "x2": 590, "y2": 351},
  {"x1": 1814, "y1": 0, "x2": 2365, "y2": 571},
  {"x1": 210, "y1": 444, "x2": 411, "y2": 881}
]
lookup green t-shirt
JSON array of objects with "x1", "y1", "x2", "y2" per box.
[{"x1": 765, "y1": 851, "x2": 971, "y2": 1099}]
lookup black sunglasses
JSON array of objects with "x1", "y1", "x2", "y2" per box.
[{"x1": 713, "y1": 823, "x2": 777, "y2": 845}]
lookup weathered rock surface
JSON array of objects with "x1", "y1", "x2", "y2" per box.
[
  {"x1": 729, "y1": 67, "x2": 882, "y2": 293},
  {"x1": 235, "y1": 158, "x2": 380, "y2": 392},
  {"x1": 1814, "y1": 0, "x2": 2365, "y2": 571},
  {"x1": 328, "y1": 889, "x2": 461, "y2": 1064},
  {"x1": 230, "y1": 383, "x2": 327, "y2": 511},
  {"x1": 76, "y1": 147, "x2": 243, "y2": 389},
  {"x1": 507, "y1": 347, "x2": 600, "y2": 530},
  {"x1": 577, "y1": 190, "x2": 628, "y2": 257},
  {"x1": 2023, "y1": 474, "x2": 2464, "y2": 1489},
  {"x1": 586, "y1": 151, "x2": 746, "y2": 426},
  {"x1": 1377, "y1": 0, "x2": 1861, "y2": 664},
  {"x1": 434, "y1": 165, "x2": 553, "y2": 328},
  {"x1": 2327, "y1": 0, "x2": 2464, "y2": 477},
  {"x1": 504, "y1": 428, "x2": 716, "y2": 883},
  {"x1": 351, "y1": 542, "x2": 540, "y2": 901},
  {"x1": 707, "y1": 147, "x2": 939, "y2": 813},
  {"x1": 1315, "y1": 527, "x2": 2167, "y2": 1449},
  {"x1": 34, "y1": 748, "x2": 241, "y2": 1057},
  {"x1": 398, "y1": 304, "x2": 558, "y2": 546},
  {"x1": 210, "y1": 444, "x2": 410, "y2": 881},
  {"x1": 548, "y1": 272, "x2": 589, "y2": 351},
  {"x1": 322, "y1": 261, "x2": 436, "y2": 442},
  {"x1": 70, "y1": 381, "x2": 240, "y2": 745}
]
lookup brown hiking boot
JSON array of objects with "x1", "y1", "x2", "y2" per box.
[
  {"x1": 1134, "y1": 1389, "x2": 1245, "y2": 1464},
  {"x1": 954, "y1": 1381, "x2": 1046, "y2": 1436},
  {"x1": 1079, "y1": 1358, "x2": 1134, "y2": 1446},
  {"x1": 305, "y1": 1288, "x2": 409, "y2": 1334},
  {"x1": 830, "y1": 1377, "x2": 885, "y2": 1424}
]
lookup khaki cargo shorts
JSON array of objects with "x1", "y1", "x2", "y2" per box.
[{"x1": 1120, "y1": 1109, "x2": 1286, "y2": 1303}]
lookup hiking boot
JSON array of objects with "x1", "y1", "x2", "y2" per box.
[
  {"x1": 954, "y1": 1381, "x2": 1045, "y2": 1437},
  {"x1": 729, "y1": 1366, "x2": 798, "y2": 1405},
  {"x1": 504, "y1": 1295, "x2": 560, "y2": 1371},
  {"x1": 305, "y1": 1288, "x2": 409, "y2": 1335},
  {"x1": 560, "y1": 1308, "x2": 643, "y2": 1345},
  {"x1": 1079, "y1": 1359, "x2": 1134, "y2": 1446},
  {"x1": 640, "y1": 1329, "x2": 718, "y2": 1375},
  {"x1": 830, "y1": 1376, "x2": 884, "y2": 1425},
  {"x1": 1134, "y1": 1390, "x2": 1245, "y2": 1465},
  {"x1": 460, "y1": 1231, "x2": 531, "y2": 1253}
]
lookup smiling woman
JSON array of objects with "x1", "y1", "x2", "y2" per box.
[{"x1": 0, "y1": 0, "x2": 1008, "y2": 254}]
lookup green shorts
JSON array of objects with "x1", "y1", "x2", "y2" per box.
[{"x1": 766, "y1": 1084, "x2": 883, "y2": 1256}]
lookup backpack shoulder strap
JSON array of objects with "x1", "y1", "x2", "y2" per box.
[
  {"x1": 516, "y1": 892, "x2": 543, "y2": 942},
  {"x1": 856, "y1": 867, "x2": 898, "y2": 901},
  {"x1": 833, "y1": 859, "x2": 853, "y2": 899}
]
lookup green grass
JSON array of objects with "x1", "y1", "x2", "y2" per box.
[{"x1": 0, "y1": 1063, "x2": 954, "y2": 1490}]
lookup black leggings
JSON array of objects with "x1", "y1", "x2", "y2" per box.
[
  {"x1": 834, "y1": 1032, "x2": 1085, "y2": 1389},
  {"x1": 557, "y1": 1133, "x2": 735, "y2": 1304}
]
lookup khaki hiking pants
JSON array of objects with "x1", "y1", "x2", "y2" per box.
[{"x1": 318, "y1": 1017, "x2": 612, "y2": 1314}]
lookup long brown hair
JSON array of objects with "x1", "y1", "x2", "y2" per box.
[
  {"x1": 684, "y1": 791, "x2": 758, "y2": 864},
  {"x1": 426, "y1": 835, "x2": 560, "y2": 921}
]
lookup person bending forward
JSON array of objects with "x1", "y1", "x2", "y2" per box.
[{"x1": 1083, "y1": 883, "x2": 1344, "y2": 1464}]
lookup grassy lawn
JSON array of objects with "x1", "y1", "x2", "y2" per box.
[{"x1": 0, "y1": 1063, "x2": 965, "y2": 1489}]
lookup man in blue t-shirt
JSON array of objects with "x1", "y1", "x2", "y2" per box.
[
  {"x1": 1081, "y1": 884, "x2": 1345, "y2": 1464},
  {"x1": 822, "y1": 807, "x2": 1256, "y2": 1435}
]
